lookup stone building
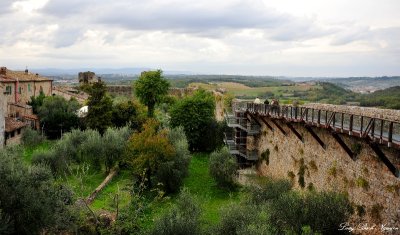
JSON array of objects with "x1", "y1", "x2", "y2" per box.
[
  {"x1": 0, "y1": 67, "x2": 50, "y2": 147},
  {"x1": 0, "y1": 84, "x2": 5, "y2": 148},
  {"x1": 79, "y1": 71, "x2": 98, "y2": 84},
  {"x1": 0, "y1": 67, "x2": 53, "y2": 104}
]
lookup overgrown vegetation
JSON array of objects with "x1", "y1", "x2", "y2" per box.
[
  {"x1": 37, "y1": 95, "x2": 81, "y2": 138},
  {"x1": 209, "y1": 147, "x2": 238, "y2": 189},
  {"x1": 0, "y1": 146, "x2": 77, "y2": 235},
  {"x1": 170, "y1": 89, "x2": 224, "y2": 152}
]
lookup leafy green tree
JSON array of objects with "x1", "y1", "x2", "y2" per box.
[
  {"x1": 28, "y1": 91, "x2": 46, "y2": 114},
  {"x1": 86, "y1": 81, "x2": 113, "y2": 134},
  {"x1": 78, "y1": 129, "x2": 104, "y2": 171},
  {"x1": 134, "y1": 70, "x2": 170, "y2": 117},
  {"x1": 156, "y1": 127, "x2": 191, "y2": 193},
  {"x1": 38, "y1": 95, "x2": 80, "y2": 138},
  {"x1": 111, "y1": 100, "x2": 138, "y2": 128},
  {"x1": 125, "y1": 119, "x2": 176, "y2": 187},
  {"x1": 102, "y1": 126, "x2": 131, "y2": 172},
  {"x1": 209, "y1": 147, "x2": 238, "y2": 188},
  {"x1": 21, "y1": 128, "x2": 45, "y2": 146},
  {"x1": 0, "y1": 147, "x2": 76, "y2": 234},
  {"x1": 170, "y1": 89, "x2": 220, "y2": 152}
]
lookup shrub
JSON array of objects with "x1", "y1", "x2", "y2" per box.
[
  {"x1": 303, "y1": 191, "x2": 352, "y2": 234},
  {"x1": 55, "y1": 129, "x2": 88, "y2": 164},
  {"x1": 355, "y1": 177, "x2": 369, "y2": 190},
  {"x1": 31, "y1": 150, "x2": 62, "y2": 174},
  {"x1": 213, "y1": 203, "x2": 264, "y2": 235},
  {"x1": 247, "y1": 178, "x2": 292, "y2": 205},
  {"x1": 125, "y1": 119, "x2": 176, "y2": 188},
  {"x1": 0, "y1": 147, "x2": 76, "y2": 234},
  {"x1": 150, "y1": 189, "x2": 201, "y2": 235},
  {"x1": 209, "y1": 147, "x2": 238, "y2": 188},
  {"x1": 21, "y1": 128, "x2": 45, "y2": 146},
  {"x1": 287, "y1": 171, "x2": 295, "y2": 181},
  {"x1": 102, "y1": 126, "x2": 131, "y2": 172},
  {"x1": 260, "y1": 149, "x2": 270, "y2": 165},
  {"x1": 269, "y1": 191, "x2": 352, "y2": 234},
  {"x1": 269, "y1": 191, "x2": 304, "y2": 233},
  {"x1": 298, "y1": 158, "x2": 306, "y2": 188},
  {"x1": 155, "y1": 127, "x2": 191, "y2": 193},
  {"x1": 78, "y1": 130, "x2": 104, "y2": 171}
]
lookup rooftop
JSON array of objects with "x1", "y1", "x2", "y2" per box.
[
  {"x1": 5, "y1": 117, "x2": 27, "y2": 132},
  {"x1": 0, "y1": 67, "x2": 52, "y2": 82}
]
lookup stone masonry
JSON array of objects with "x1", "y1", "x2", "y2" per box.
[{"x1": 245, "y1": 104, "x2": 400, "y2": 229}]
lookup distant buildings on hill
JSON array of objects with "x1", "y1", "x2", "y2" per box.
[{"x1": 0, "y1": 67, "x2": 53, "y2": 147}]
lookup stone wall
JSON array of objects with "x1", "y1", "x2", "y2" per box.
[
  {"x1": 52, "y1": 87, "x2": 88, "y2": 104},
  {"x1": 251, "y1": 115, "x2": 400, "y2": 227},
  {"x1": 0, "y1": 86, "x2": 5, "y2": 148},
  {"x1": 106, "y1": 85, "x2": 132, "y2": 97}
]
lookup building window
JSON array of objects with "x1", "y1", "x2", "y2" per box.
[
  {"x1": 17, "y1": 129, "x2": 21, "y2": 135},
  {"x1": 28, "y1": 84, "x2": 31, "y2": 92},
  {"x1": 4, "y1": 85, "x2": 12, "y2": 95},
  {"x1": 18, "y1": 86, "x2": 21, "y2": 94}
]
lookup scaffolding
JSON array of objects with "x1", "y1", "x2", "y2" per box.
[{"x1": 224, "y1": 107, "x2": 260, "y2": 162}]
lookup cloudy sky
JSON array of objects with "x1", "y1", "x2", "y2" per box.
[{"x1": 1, "y1": 0, "x2": 399, "y2": 76}]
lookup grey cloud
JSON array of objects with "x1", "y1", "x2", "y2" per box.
[
  {"x1": 330, "y1": 26, "x2": 371, "y2": 45},
  {"x1": 268, "y1": 19, "x2": 334, "y2": 42},
  {"x1": 41, "y1": 1, "x2": 295, "y2": 35},
  {"x1": 52, "y1": 27, "x2": 82, "y2": 48},
  {"x1": 40, "y1": 0, "x2": 335, "y2": 42},
  {"x1": 96, "y1": 1, "x2": 288, "y2": 33},
  {"x1": 0, "y1": 0, "x2": 14, "y2": 14},
  {"x1": 41, "y1": 0, "x2": 98, "y2": 16}
]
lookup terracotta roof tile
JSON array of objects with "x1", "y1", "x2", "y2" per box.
[
  {"x1": 0, "y1": 69, "x2": 52, "y2": 82},
  {"x1": 22, "y1": 114, "x2": 39, "y2": 120},
  {"x1": 5, "y1": 117, "x2": 27, "y2": 132}
]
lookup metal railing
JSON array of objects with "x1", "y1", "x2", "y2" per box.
[{"x1": 244, "y1": 102, "x2": 400, "y2": 148}]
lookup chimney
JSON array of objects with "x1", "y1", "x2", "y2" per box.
[{"x1": 0, "y1": 67, "x2": 6, "y2": 75}]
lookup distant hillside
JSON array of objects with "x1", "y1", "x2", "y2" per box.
[
  {"x1": 296, "y1": 82, "x2": 400, "y2": 110},
  {"x1": 359, "y1": 86, "x2": 400, "y2": 109},
  {"x1": 166, "y1": 75, "x2": 293, "y2": 88},
  {"x1": 297, "y1": 82, "x2": 357, "y2": 104},
  {"x1": 325, "y1": 76, "x2": 400, "y2": 91}
]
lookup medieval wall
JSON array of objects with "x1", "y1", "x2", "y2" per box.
[
  {"x1": 106, "y1": 85, "x2": 132, "y2": 97},
  {"x1": 250, "y1": 116, "x2": 400, "y2": 227},
  {"x1": 0, "y1": 86, "x2": 5, "y2": 148}
]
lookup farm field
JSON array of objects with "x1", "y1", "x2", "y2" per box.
[{"x1": 188, "y1": 81, "x2": 321, "y2": 99}]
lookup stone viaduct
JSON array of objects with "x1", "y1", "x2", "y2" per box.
[{"x1": 225, "y1": 102, "x2": 400, "y2": 227}]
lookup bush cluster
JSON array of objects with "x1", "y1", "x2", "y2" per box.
[
  {"x1": 21, "y1": 128, "x2": 45, "y2": 146},
  {"x1": 150, "y1": 189, "x2": 201, "y2": 235},
  {"x1": 125, "y1": 120, "x2": 191, "y2": 194},
  {"x1": 209, "y1": 147, "x2": 238, "y2": 188},
  {"x1": 213, "y1": 178, "x2": 353, "y2": 235},
  {"x1": 32, "y1": 126, "x2": 131, "y2": 175}
]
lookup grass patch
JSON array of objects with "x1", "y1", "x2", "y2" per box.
[
  {"x1": 60, "y1": 165, "x2": 107, "y2": 198},
  {"x1": 22, "y1": 140, "x2": 54, "y2": 164},
  {"x1": 184, "y1": 153, "x2": 242, "y2": 225},
  {"x1": 141, "y1": 153, "x2": 244, "y2": 231},
  {"x1": 91, "y1": 170, "x2": 133, "y2": 212}
]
